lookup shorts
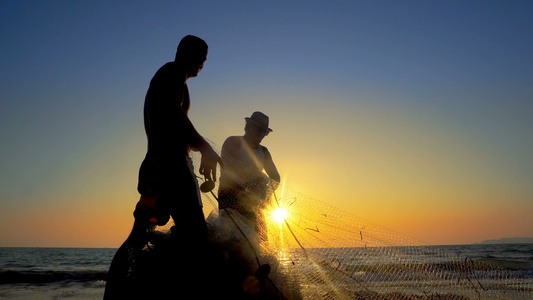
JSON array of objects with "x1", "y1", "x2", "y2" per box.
[{"x1": 135, "y1": 154, "x2": 202, "y2": 225}]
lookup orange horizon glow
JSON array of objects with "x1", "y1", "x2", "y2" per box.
[{"x1": 1, "y1": 1, "x2": 532, "y2": 248}]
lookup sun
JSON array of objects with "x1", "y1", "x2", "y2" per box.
[{"x1": 272, "y1": 207, "x2": 288, "y2": 224}]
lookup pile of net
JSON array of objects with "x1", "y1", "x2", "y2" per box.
[{"x1": 158, "y1": 143, "x2": 532, "y2": 300}]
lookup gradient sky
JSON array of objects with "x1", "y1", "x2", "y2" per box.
[{"x1": 1, "y1": 1, "x2": 532, "y2": 247}]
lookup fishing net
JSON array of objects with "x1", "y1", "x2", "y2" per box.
[{"x1": 171, "y1": 141, "x2": 532, "y2": 299}]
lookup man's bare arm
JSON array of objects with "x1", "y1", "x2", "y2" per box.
[
  {"x1": 178, "y1": 110, "x2": 222, "y2": 182},
  {"x1": 263, "y1": 147, "x2": 280, "y2": 187}
]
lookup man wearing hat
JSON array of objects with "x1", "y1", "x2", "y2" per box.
[{"x1": 217, "y1": 112, "x2": 280, "y2": 230}]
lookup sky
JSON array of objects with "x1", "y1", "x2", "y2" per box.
[{"x1": 1, "y1": 1, "x2": 532, "y2": 247}]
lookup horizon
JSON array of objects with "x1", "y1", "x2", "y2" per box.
[
  {"x1": 1, "y1": 1, "x2": 532, "y2": 248},
  {"x1": 2, "y1": 236, "x2": 533, "y2": 249}
]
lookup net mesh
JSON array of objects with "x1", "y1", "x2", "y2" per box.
[{"x1": 162, "y1": 141, "x2": 532, "y2": 299}]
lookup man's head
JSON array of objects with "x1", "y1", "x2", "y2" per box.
[
  {"x1": 175, "y1": 35, "x2": 208, "y2": 77},
  {"x1": 244, "y1": 112, "x2": 273, "y2": 147}
]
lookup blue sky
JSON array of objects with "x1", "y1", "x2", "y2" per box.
[{"x1": 1, "y1": 1, "x2": 532, "y2": 247}]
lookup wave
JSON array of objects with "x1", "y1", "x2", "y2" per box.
[
  {"x1": 0, "y1": 270, "x2": 107, "y2": 284},
  {"x1": 304, "y1": 258, "x2": 533, "y2": 285},
  {"x1": 476, "y1": 258, "x2": 533, "y2": 271}
]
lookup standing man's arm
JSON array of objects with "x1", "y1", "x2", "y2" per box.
[
  {"x1": 146, "y1": 69, "x2": 222, "y2": 182},
  {"x1": 176, "y1": 92, "x2": 221, "y2": 181},
  {"x1": 184, "y1": 111, "x2": 222, "y2": 182}
]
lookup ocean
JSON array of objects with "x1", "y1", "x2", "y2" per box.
[
  {"x1": 0, "y1": 248, "x2": 113, "y2": 299},
  {"x1": 0, "y1": 244, "x2": 532, "y2": 299}
]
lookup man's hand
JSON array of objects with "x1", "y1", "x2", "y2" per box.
[{"x1": 199, "y1": 146, "x2": 223, "y2": 182}]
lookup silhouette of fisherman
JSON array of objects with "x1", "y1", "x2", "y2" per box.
[
  {"x1": 104, "y1": 35, "x2": 222, "y2": 299},
  {"x1": 212, "y1": 112, "x2": 280, "y2": 298},
  {"x1": 218, "y1": 112, "x2": 280, "y2": 231},
  {"x1": 135, "y1": 35, "x2": 221, "y2": 239}
]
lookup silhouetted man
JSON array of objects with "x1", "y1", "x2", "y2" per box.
[
  {"x1": 218, "y1": 112, "x2": 280, "y2": 231},
  {"x1": 135, "y1": 35, "x2": 221, "y2": 239},
  {"x1": 104, "y1": 35, "x2": 222, "y2": 299}
]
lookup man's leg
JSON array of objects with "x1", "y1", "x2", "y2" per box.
[
  {"x1": 168, "y1": 158, "x2": 208, "y2": 244},
  {"x1": 104, "y1": 218, "x2": 151, "y2": 299},
  {"x1": 170, "y1": 199, "x2": 207, "y2": 245}
]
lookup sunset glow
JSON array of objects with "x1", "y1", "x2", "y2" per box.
[
  {"x1": 1, "y1": 1, "x2": 532, "y2": 248},
  {"x1": 272, "y1": 207, "x2": 289, "y2": 224}
]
